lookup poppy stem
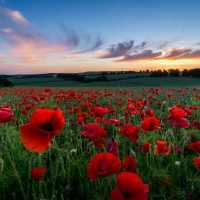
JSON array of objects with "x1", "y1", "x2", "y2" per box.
[{"x1": 0, "y1": 146, "x2": 26, "y2": 200}]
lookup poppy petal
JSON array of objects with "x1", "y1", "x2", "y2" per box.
[
  {"x1": 20, "y1": 123, "x2": 50, "y2": 152},
  {"x1": 109, "y1": 187, "x2": 126, "y2": 200},
  {"x1": 129, "y1": 184, "x2": 149, "y2": 200}
]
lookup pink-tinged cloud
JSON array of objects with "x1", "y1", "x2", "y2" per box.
[
  {"x1": 0, "y1": 6, "x2": 105, "y2": 61},
  {"x1": 0, "y1": 6, "x2": 28, "y2": 25},
  {"x1": 100, "y1": 40, "x2": 134, "y2": 58},
  {"x1": 117, "y1": 50, "x2": 162, "y2": 62},
  {"x1": 160, "y1": 46, "x2": 191, "y2": 59},
  {"x1": 167, "y1": 49, "x2": 200, "y2": 60}
]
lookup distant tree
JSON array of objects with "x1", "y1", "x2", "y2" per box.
[
  {"x1": 101, "y1": 72, "x2": 108, "y2": 75},
  {"x1": 146, "y1": 69, "x2": 150, "y2": 73},
  {"x1": 169, "y1": 69, "x2": 180, "y2": 76},
  {"x1": 182, "y1": 69, "x2": 190, "y2": 77},
  {"x1": 0, "y1": 77, "x2": 13, "y2": 87}
]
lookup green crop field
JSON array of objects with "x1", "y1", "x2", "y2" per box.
[{"x1": 6, "y1": 74, "x2": 200, "y2": 88}]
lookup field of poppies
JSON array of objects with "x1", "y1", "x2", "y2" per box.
[{"x1": 0, "y1": 86, "x2": 200, "y2": 200}]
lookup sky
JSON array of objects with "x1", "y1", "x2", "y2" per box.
[{"x1": 0, "y1": 0, "x2": 200, "y2": 74}]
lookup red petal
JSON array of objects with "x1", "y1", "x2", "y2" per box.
[
  {"x1": 110, "y1": 187, "x2": 126, "y2": 200},
  {"x1": 20, "y1": 123, "x2": 51, "y2": 152},
  {"x1": 129, "y1": 184, "x2": 149, "y2": 200}
]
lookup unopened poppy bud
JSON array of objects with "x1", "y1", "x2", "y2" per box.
[
  {"x1": 130, "y1": 150, "x2": 136, "y2": 159},
  {"x1": 175, "y1": 161, "x2": 180, "y2": 166},
  {"x1": 70, "y1": 149, "x2": 77, "y2": 154},
  {"x1": 87, "y1": 141, "x2": 94, "y2": 147},
  {"x1": 0, "y1": 158, "x2": 4, "y2": 173}
]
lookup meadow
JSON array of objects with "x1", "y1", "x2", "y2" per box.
[{"x1": 0, "y1": 78, "x2": 200, "y2": 200}]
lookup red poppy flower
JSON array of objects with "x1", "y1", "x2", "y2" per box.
[
  {"x1": 119, "y1": 124, "x2": 139, "y2": 143},
  {"x1": 188, "y1": 141, "x2": 200, "y2": 154},
  {"x1": 193, "y1": 157, "x2": 200, "y2": 166},
  {"x1": 123, "y1": 156, "x2": 137, "y2": 174},
  {"x1": 0, "y1": 107, "x2": 14, "y2": 123},
  {"x1": 155, "y1": 140, "x2": 170, "y2": 155},
  {"x1": 159, "y1": 175, "x2": 172, "y2": 187},
  {"x1": 171, "y1": 108, "x2": 187, "y2": 119},
  {"x1": 107, "y1": 137, "x2": 119, "y2": 157},
  {"x1": 141, "y1": 117, "x2": 160, "y2": 132},
  {"x1": 31, "y1": 167, "x2": 46, "y2": 181},
  {"x1": 142, "y1": 142, "x2": 151, "y2": 153},
  {"x1": 170, "y1": 118, "x2": 189, "y2": 128},
  {"x1": 91, "y1": 127, "x2": 107, "y2": 149},
  {"x1": 94, "y1": 107, "x2": 107, "y2": 117},
  {"x1": 192, "y1": 120, "x2": 200, "y2": 130},
  {"x1": 110, "y1": 172, "x2": 149, "y2": 200},
  {"x1": 81, "y1": 123, "x2": 101, "y2": 138},
  {"x1": 20, "y1": 109, "x2": 65, "y2": 152},
  {"x1": 87, "y1": 152, "x2": 121, "y2": 180}
]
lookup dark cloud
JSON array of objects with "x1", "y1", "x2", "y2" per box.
[
  {"x1": 100, "y1": 40, "x2": 134, "y2": 58},
  {"x1": 117, "y1": 50, "x2": 162, "y2": 62}
]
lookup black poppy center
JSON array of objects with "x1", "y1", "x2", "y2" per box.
[
  {"x1": 124, "y1": 192, "x2": 131, "y2": 198},
  {"x1": 43, "y1": 122, "x2": 54, "y2": 132}
]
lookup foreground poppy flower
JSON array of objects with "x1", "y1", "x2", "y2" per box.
[
  {"x1": 81, "y1": 123, "x2": 101, "y2": 138},
  {"x1": 110, "y1": 172, "x2": 149, "y2": 200},
  {"x1": 155, "y1": 140, "x2": 170, "y2": 155},
  {"x1": 87, "y1": 152, "x2": 121, "y2": 180},
  {"x1": 94, "y1": 107, "x2": 108, "y2": 117},
  {"x1": 0, "y1": 107, "x2": 14, "y2": 123},
  {"x1": 31, "y1": 167, "x2": 46, "y2": 181},
  {"x1": 123, "y1": 156, "x2": 137, "y2": 174},
  {"x1": 141, "y1": 117, "x2": 160, "y2": 132},
  {"x1": 119, "y1": 124, "x2": 139, "y2": 143},
  {"x1": 188, "y1": 141, "x2": 200, "y2": 154},
  {"x1": 91, "y1": 127, "x2": 107, "y2": 149},
  {"x1": 193, "y1": 157, "x2": 200, "y2": 166},
  {"x1": 167, "y1": 108, "x2": 189, "y2": 128},
  {"x1": 142, "y1": 142, "x2": 151, "y2": 153},
  {"x1": 20, "y1": 109, "x2": 65, "y2": 152}
]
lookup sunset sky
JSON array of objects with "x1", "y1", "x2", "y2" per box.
[{"x1": 0, "y1": 0, "x2": 200, "y2": 74}]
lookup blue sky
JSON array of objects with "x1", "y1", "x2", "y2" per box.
[{"x1": 0, "y1": 0, "x2": 200, "y2": 74}]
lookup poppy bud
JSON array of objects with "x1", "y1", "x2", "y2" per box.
[
  {"x1": 130, "y1": 150, "x2": 136, "y2": 159},
  {"x1": 175, "y1": 161, "x2": 181, "y2": 166},
  {"x1": 87, "y1": 141, "x2": 94, "y2": 147},
  {"x1": 70, "y1": 149, "x2": 77, "y2": 154}
]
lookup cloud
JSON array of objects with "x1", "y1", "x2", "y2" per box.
[
  {"x1": 100, "y1": 40, "x2": 134, "y2": 58},
  {"x1": 168, "y1": 49, "x2": 200, "y2": 60},
  {"x1": 23, "y1": 54, "x2": 37, "y2": 63},
  {"x1": 161, "y1": 46, "x2": 191, "y2": 59},
  {"x1": 59, "y1": 24, "x2": 105, "y2": 53},
  {"x1": 0, "y1": 6, "x2": 28, "y2": 25},
  {"x1": 117, "y1": 50, "x2": 162, "y2": 62},
  {"x1": 0, "y1": 6, "x2": 105, "y2": 61}
]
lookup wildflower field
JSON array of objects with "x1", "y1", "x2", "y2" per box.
[{"x1": 0, "y1": 85, "x2": 200, "y2": 200}]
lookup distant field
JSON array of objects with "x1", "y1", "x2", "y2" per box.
[
  {"x1": 7, "y1": 74, "x2": 200, "y2": 88},
  {"x1": 8, "y1": 77, "x2": 84, "y2": 87},
  {"x1": 84, "y1": 73, "x2": 150, "y2": 79}
]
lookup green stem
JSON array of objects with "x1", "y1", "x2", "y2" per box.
[{"x1": 0, "y1": 146, "x2": 26, "y2": 200}]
